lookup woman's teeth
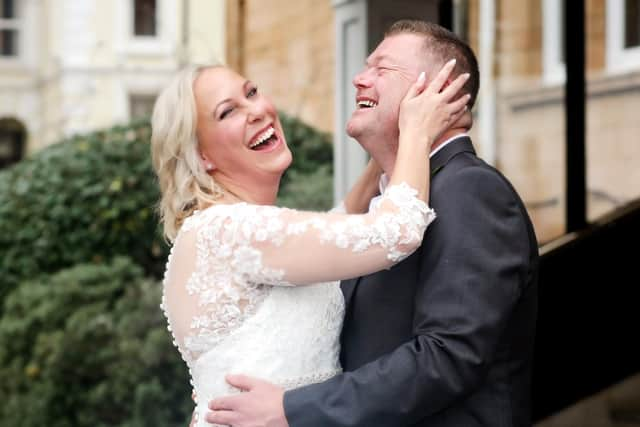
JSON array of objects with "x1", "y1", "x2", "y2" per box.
[{"x1": 250, "y1": 127, "x2": 275, "y2": 149}]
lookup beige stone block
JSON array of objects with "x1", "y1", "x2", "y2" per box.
[
  {"x1": 495, "y1": 82, "x2": 566, "y2": 242},
  {"x1": 227, "y1": 0, "x2": 335, "y2": 132}
]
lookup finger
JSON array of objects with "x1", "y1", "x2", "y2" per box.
[
  {"x1": 209, "y1": 395, "x2": 239, "y2": 411},
  {"x1": 226, "y1": 373, "x2": 260, "y2": 391},
  {"x1": 448, "y1": 93, "x2": 472, "y2": 114},
  {"x1": 440, "y1": 72, "x2": 471, "y2": 102},
  {"x1": 415, "y1": 71, "x2": 427, "y2": 93},
  {"x1": 402, "y1": 71, "x2": 426, "y2": 103},
  {"x1": 205, "y1": 409, "x2": 237, "y2": 426},
  {"x1": 424, "y1": 58, "x2": 457, "y2": 95},
  {"x1": 448, "y1": 103, "x2": 469, "y2": 126}
]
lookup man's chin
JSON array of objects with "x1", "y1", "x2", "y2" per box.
[{"x1": 346, "y1": 119, "x2": 364, "y2": 140}]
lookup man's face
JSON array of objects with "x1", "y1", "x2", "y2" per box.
[{"x1": 347, "y1": 33, "x2": 429, "y2": 170}]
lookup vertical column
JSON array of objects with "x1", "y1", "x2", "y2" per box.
[
  {"x1": 565, "y1": 0, "x2": 586, "y2": 231},
  {"x1": 478, "y1": 0, "x2": 496, "y2": 166},
  {"x1": 332, "y1": 0, "x2": 369, "y2": 202}
]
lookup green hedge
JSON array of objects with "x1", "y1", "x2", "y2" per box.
[
  {"x1": 277, "y1": 114, "x2": 333, "y2": 209},
  {"x1": 0, "y1": 114, "x2": 333, "y2": 308},
  {"x1": 0, "y1": 113, "x2": 333, "y2": 425},
  {"x1": 0, "y1": 257, "x2": 192, "y2": 427},
  {"x1": 278, "y1": 113, "x2": 333, "y2": 182},
  {"x1": 0, "y1": 121, "x2": 168, "y2": 307}
]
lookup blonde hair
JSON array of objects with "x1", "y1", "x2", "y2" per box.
[{"x1": 151, "y1": 64, "x2": 224, "y2": 242}]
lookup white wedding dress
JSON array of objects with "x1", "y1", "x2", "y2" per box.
[{"x1": 160, "y1": 183, "x2": 435, "y2": 426}]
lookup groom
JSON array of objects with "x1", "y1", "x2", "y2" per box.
[{"x1": 206, "y1": 20, "x2": 539, "y2": 427}]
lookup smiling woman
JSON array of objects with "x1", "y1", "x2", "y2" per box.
[
  {"x1": 192, "y1": 67, "x2": 293, "y2": 207},
  {"x1": 149, "y1": 62, "x2": 467, "y2": 427}
]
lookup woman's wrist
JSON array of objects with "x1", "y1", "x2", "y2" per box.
[{"x1": 399, "y1": 133, "x2": 432, "y2": 157}]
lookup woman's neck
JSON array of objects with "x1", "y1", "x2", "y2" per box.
[{"x1": 212, "y1": 172, "x2": 280, "y2": 205}]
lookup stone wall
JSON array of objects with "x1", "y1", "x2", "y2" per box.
[
  {"x1": 467, "y1": 0, "x2": 640, "y2": 243},
  {"x1": 226, "y1": 0, "x2": 335, "y2": 133},
  {"x1": 225, "y1": 0, "x2": 640, "y2": 243}
]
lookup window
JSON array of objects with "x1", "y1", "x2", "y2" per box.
[
  {"x1": 542, "y1": 0, "x2": 565, "y2": 83},
  {"x1": 607, "y1": 0, "x2": 640, "y2": 72},
  {"x1": 626, "y1": 0, "x2": 640, "y2": 48},
  {"x1": 129, "y1": 94, "x2": 156, "y2": 120},
  {"x1": 117, "y1": 0, "x2": 175, "y2": 55},
  {"x1": 0, "y1": 118, "x2": 25, "y2": 169},
  {"x1": 134, "y1": 0, "x2": 156, "y2": 37},
  {"x1": 452, "y1": 0, "x2": 469, "y2": 43},
  {"x1": 0, "y1": 0, "x2": 19, "y2": 57}
]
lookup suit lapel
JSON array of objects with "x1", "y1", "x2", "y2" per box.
[
  {"x1": 430, "y1": 136, "x2": 475, "y2": 176},
  {"x1": 341, "y1": 277, "x2": 360, "y2": 307},
  {"x1": 340, "y1": 136, "x2": 476, "y2": 306}
]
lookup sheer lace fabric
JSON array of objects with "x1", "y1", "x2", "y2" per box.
[{"x1": 160, "y1": 183, "x2": 435, "y2": 427}]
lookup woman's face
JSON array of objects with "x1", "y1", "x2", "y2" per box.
[{"x1": 194, "y1": 67, "x2": 292, "y2": 195}]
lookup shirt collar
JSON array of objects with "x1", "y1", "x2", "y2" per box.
[
  {"x1": 430, "y1": 133, "x2": 468, "y2": 158},
  {"x1": 378, "y1": 133, "x2": 468, "y2": 193}
]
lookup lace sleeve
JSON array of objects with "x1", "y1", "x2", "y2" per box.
[
  {"x1": 161, "y1": 182, "x2": 434, "y2": 363},
  {"x1": 186, "y1": 182, "x2": 436, "y2": 286}
]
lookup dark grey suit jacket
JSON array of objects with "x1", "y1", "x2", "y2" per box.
[{"x1": 284, "y1": 137, "x2": 539, "y2": 426}]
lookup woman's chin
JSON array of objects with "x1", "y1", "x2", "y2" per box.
[
  {"x1": 283, "y1": 148, "x2": 293, "y2": 168},
  {"x1": 274, "y1": 149, "x2": 293, "y2": 177},
  {"x1": 259, "y1": 148, "x2": 292, "y2": 180}
]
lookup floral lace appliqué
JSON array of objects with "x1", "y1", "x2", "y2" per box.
[{"x1": 161, "y1": 182, "x2": 435, "y2": 363}]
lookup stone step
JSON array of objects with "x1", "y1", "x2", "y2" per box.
[
  {"x1": 535, "y1": 373, "x2": 640, "y2": 427},
  {"x1": 610, "y1": 407, "x2": 640, "y2": 427}
]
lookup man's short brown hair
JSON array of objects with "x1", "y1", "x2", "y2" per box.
[{"x1": 385, "y1": 20, "x2": 480, "y2": 109}]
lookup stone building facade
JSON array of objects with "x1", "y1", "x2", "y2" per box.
[
  {"x1": 225, "y1": 0, "x2": 335, "y2": 134},
  {"x1": 225, "y1": 0, "x2": 640, "y2": 244},
  {"x1": 0, "y1": 0, "x2": 226, "y2": 160},
  {"x1": 471, "y1": 0, "x2": 640, "y2": 242}
]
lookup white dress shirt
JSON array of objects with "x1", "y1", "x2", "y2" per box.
[{"x1": 370, "y1": 133, "x2": 468, "y2": 210}]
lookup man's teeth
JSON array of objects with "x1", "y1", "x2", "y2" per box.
[
  {"x1": 250, "y1": 127, "x2": 275, "y2": 148},
  {"x1": 357, "y1": 99, "x2": 378, "y2": 109}
]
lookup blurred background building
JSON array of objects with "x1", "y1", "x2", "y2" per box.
[
  {"x1": 0, "y1": 0, "x2": 225, "y2": 157},
  {"x1": 2, "y1": 1, "x2": 639, "y2": 243},
  {"x1": 1, "y1": 1, "x2": 639, "y2": 424},
  {"x1": 223, "y1": 0, "x2": 640, "y2": 244}
]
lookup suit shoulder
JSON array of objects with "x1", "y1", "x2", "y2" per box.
[
  {"x1": 439, "y1": 154, "x2": 516, "y2": 196},
  {"x1": 434, "y1": 154, "x2": 533, "y2": 230}
]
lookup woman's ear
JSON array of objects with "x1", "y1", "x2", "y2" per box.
[{"x1": 200, "y1": 153, "x2": 216, "y2": 171}]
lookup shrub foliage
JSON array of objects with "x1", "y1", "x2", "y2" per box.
[
  {"x1": 0, "y1": 113, "x2": 333, "y2": 425},
  {"x1": 0, "y1": 121, "x2": 168, "y2": 306},
  {"x1": 0, "y1": 257, "x2": 192, "y2": 427},
  {"x1": 0, "y1": 114, "x2": 333, "y2": 307},
  {"x1": 277, "y1": 114, "x2": 334, "y2": 210}
]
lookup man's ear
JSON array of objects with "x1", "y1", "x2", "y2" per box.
[{"x1": 455, "y1": 108, "x2": 473, "y2": 130}]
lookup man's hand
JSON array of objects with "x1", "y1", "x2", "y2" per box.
[{"x1": 205, "y1": 374, "x2": 289, "y2": 427}]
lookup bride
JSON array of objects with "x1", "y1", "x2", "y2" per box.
[{"x1": 150, "y1": 60, "x2": 467, "y2": 426}]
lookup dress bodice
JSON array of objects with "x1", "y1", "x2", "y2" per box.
[{"x1": 159, "y1": 183, "x2": 435, "y2": 426}]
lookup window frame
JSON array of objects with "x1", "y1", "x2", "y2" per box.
[
  {"x1": 133, "y1": 0, "x2": 157, "y2": 37},
  {"x1": 0, "y1": 0, "x2": 23, "y2": 64},
  {"x1": 542, "y1": 0, "x2": 565, "y2": 84},
  {"x1": 606, "y1": 0, "x2": 640, "y2": 73},
  {"x1": 117, "y1": 0, "x2": 177, "y2": 56}
]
